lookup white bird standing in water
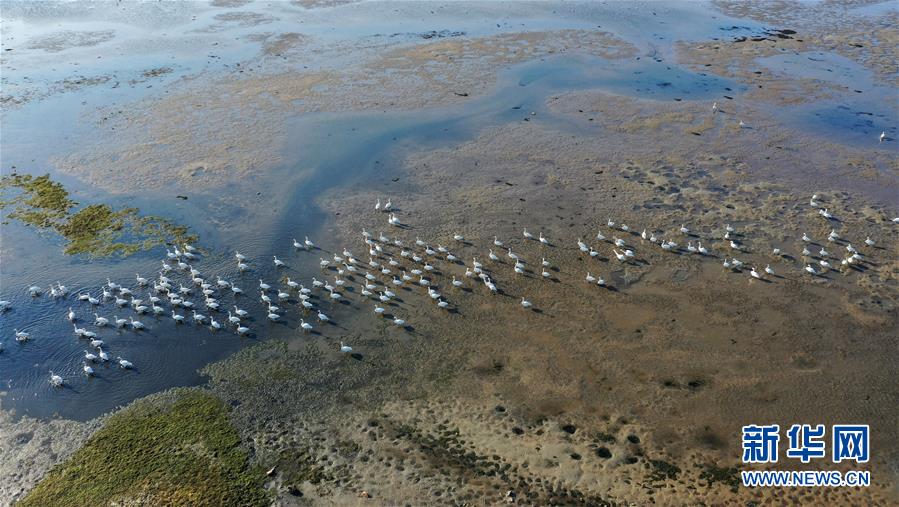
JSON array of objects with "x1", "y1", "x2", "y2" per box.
[{"x1": 880, "y1": 131, "x2": 886, "y2": 143}]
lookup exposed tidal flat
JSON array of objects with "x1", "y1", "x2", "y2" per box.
[{"x1": 1, "y1": 0, "x2": 897, "y2": 505}]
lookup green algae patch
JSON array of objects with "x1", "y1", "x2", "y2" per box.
[
  {"x1": 0, "y1": 173, "x2": 75, "y2": 226},
  {"x1": 20, "y1": 389, "x2": 269, "y2": 507},
  {"x1": 1, "y1": 173, "x2": 195, "y2": 257}
]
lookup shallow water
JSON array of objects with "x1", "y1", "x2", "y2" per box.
[{"x1": 1, "y1": 1, "x2": 896, "y2": 421}]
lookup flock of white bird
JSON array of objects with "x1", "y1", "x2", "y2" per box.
[{"x1": 1, "y1": 191, "x2": 896, "y2": 389}]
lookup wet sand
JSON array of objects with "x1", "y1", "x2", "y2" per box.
[{"x1": 1, "y1": 1, "x2": 897, "y2": 505}]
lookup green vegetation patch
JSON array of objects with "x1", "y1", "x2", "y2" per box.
[
  {"x1": 647, "y1": 458, "x2": 681, "y2": 483},
  {"x1": 1, "y1": 173, "x2": 195, "y2": 257},
  {"x1": 20, "y1": 389, "x2": 269, "y2": 507},
  {"x1": 699, "y1": 463, "x2": 741, "y2": 493}
]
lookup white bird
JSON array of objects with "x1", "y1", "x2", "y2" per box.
[
  {"x1": 607, "y1": 218, "x2": 615, "y2": 228},
  {"x1": 66, "y1": 307, "x2": 76, "y2": 322},
  {"x1": 192, "y1": 311, "x2": 206, "y2": 324},
  {"x1": 523, "y1": 229, "x2": 534, "y2": 240},
  {"x1": 90, "y1": 338, "x2": 104, "y2": 348},
  {"x1": 595, "y1": 231, "x2": 606, "y2": 241},
  {"x1": 802, "y1": 233, "x2": 811, "y2": 242},
  {"x1": 117, "y1": 357, "x2": 133, "y2": 369},
  {"x1": 28, "y1": 285, "x2": 42, "y2": 297},
  {"x1": 864, "y1": 237, "x2": 875, "y2": 246},
  {"x1": 114, "y1": 315, "x2": 127, "y2": 328},
  {"x1": 300, "y1": 319, "x2": 313, "y2": 333},
  {"x1": 94, "y1": 313, "x2": 108, "y2": 326},
  {"x1": 712, "y1": 101, "x2": 718, "y2": 113},
  {"x1": 304, "y1": 236, "x2": 314, "y2": 249},
  {"x1": 267, "y1": 312, "x2": 279, "y2": 321},
  {"x1": 340, "y1": 342, "x2": 353, "y2": 354},
  {"x1": 293, "y1": 238, "x2": 303, "y2": 249},
  {"x1": 765, "y1": 265, "x2": 774, "y2": 275},
  {"x1": 489, "y1": 249, "x2": 499, "y2": 261},
  {"x1": 453, "y1": 233, "x2": 464, "y2": 242},
  {"x1": 14, "y1": 329, "x2": 29, "y2": 342},
  {"x1": 805, "y1": 264, "x2": 818, "y2": 275},
  {"x1": 85, "y1": 350, "x2": 98, "y2": 362},
  {"x1": 374, "y1": 305, "x2": 385, "y2": 315},
  {"x1": 585, "y1": 273, "x2": 596, "y2": 283},
  {"x1": 236, "y1": 325, "x2": 250, "y2": 335},
  {"x1": 209, "y1": 318, "x2": 221, "y2": 330},
  {"x1": 680, "y1": 224, "x2": 689, "y2": 234},
  {"x1": 259, "y1": 279, "x2": 271, "y2": 291},
  {"x1": 317, "y1": 311, "x2": 329, "y2": 322},
  {"x1": 613, "y1": 249, "x2": 627, "y2": 262},
  {"x1": 539, "y1": 233, "x2": 548, "y2": 244},
  {"x1": 227, "y1": 311, "x2": 241, "y2": 325},
  {"x1": 880, "y1": 131, "x2": 886, "y2": 143},
  {"x1": 521, "y1": 298, "x2": 532, "y2": 309},
  {"x1": 750, "y1": 268, "x2": 761, "y2": 279},
  {"x1": 83, "y1": 363, "x2": 94, "y2": 376},
  {"x1": 393, "y1": 317, "x2": 406, "y2": 326},
  {"x1": 451, "y1": 276, "x2": 463, "y2": 287},
  {"x1": 98, "y1": 348, "x2": 109, "y2": 362},
  {"x1": 273, "y1": 256, "x2": 285, "y2": 267},
  {"x1": 130, "y1": 317, "x2": 145, "y2": 330},
  {"x1": 49, "y1": 372, "x2": 64, "y2": 387},
  {"x1": 493, "y1": 236, "x2": 503, "y2": 247},
  {"x1": 136, "y1": 273, "x2": 148, "y2": 286}
]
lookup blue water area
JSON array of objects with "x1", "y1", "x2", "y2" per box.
[{"x1": 758, "y1": 51, "x2": 899, "y2": 146}]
